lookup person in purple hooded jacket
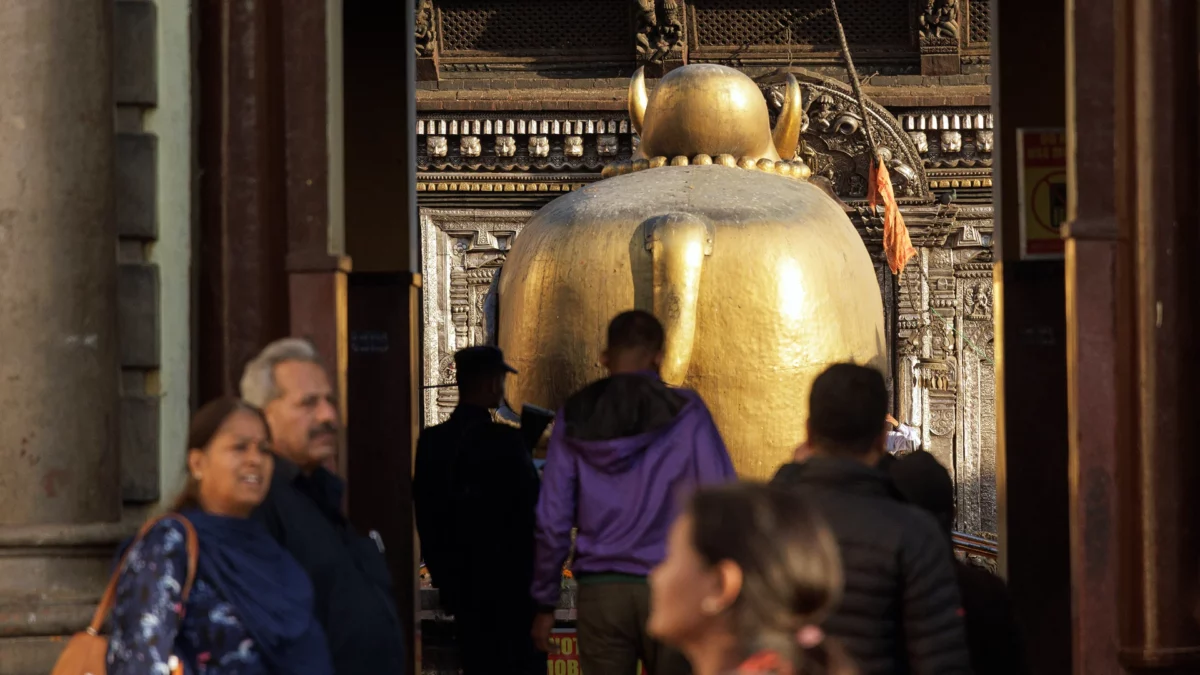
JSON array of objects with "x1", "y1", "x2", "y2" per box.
[{"x1": 530, "y1": 310, "x2": 737, "y2": 675}]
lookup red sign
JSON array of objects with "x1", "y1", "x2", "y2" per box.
[{"x1": 548, "y1": 630, "x2": 646, "y2": 675}]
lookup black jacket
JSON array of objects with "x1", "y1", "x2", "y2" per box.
[
  {"x1": 771, "y1": 457, "x2": 972, "y2": 675},
  {"x1": 256, "y1": 458, "x2": 406, "y2": 675},
  {"x1": 956, "y1": 560, "x2": 1029, "y2": 675},
  {"x1": 414, "y1": 405, "x2": 541, "y2": 614}
]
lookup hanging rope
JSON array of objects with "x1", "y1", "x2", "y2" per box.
[
  {"x1": 828, "y1": 0, "x2": 879, "y2": 158},
  {"x1": 828, "y1": 0, "x2": 995, "y2": 368}
]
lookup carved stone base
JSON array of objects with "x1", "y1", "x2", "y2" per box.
[
  {"x1": 416, "y1": 54, "x2": 439, "y2": 82},
  {"x1": 921, "y1": 52, "x2": 961, "y2": 76},
  {"x1": 0, "y1": 522, "x2": 134, "y2": 675},
  {"x1": 0, "y1": 638, "x2": 76, "y2": 675}
]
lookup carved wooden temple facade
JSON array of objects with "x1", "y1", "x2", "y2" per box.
[{"x1": 414, "y1": 0, "x2": 997, "y2": 547}]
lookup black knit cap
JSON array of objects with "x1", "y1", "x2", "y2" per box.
[{"x1": 887, "y1": 450, "x2": 955, "y2": 533}]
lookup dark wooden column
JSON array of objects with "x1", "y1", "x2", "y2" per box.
[
  {"x1": 344, "y1": 3, "x2": 422, "y2": 675},
  {"x1": 1063, "y1": 1, "x2": 1121, "y2": 673},
  {"x1": 279, "y1": 0, "x2": 351, "y2": 474},
  {"x1": 196, "y1": 0, "x2": 290, "y2": 402},
  {"x1": 1114, "y1": 1, "x2": 1200, "y2": 670},
  {"x1": 992, "y1": 1, "x2": 1072, "y2": 673}
]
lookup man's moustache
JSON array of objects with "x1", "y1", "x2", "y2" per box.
[{"x1": 309, "y1": 424, "x2": 338, "y2": 439}]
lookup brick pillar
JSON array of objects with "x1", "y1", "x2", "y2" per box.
[{"x1": 0, "y1": 2, "x2": 125, "y2": 672}]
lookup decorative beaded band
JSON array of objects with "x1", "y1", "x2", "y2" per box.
[{"x1": 600, "y1": 154, "x2": 814, "y2": 180}]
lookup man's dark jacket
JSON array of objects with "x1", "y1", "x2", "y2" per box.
[
  {"x1": 413, "y1": 404, "x2": 541, "y2": 613},
  {"x1": 771, "y1": 456, "x2": 971, "y2": 675},
  {"x1": 256, "y1": 458, "x2": 406, "y2": 675},
  {"x1": 956, "y1": 560, "x2": 1028, "y2": 675}
]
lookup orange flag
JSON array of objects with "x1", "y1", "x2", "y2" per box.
[{"x1": 869, "y1": 157, "x2": 916, "y2": 276}]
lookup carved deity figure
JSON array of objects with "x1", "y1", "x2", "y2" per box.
[
  {"x1": 564, "y1": 136, "x2": 584, "y2": 158},
  {"x1": 976, "y1": 130, "x2": 994, "y2": 153},
  {"x1": 496, "y1": 135, "x2": 517, "y2": 157},
  {"x1": 528, "y1": 136, "x2": 549, "y2": 158},
  {"x1": 414, "y1": 0, "x2": 436, "y2": 57},
  {"x1": 807, "y1": 94, "x2": 861, "y2": 136},
  {"x1": 966, "y1": 284, "x2": 992, "y2": 319},
  {"x1": 460, "y1": 136, "x2": 482, "y2": 158},
  {"x1": 941, "y1": 130, "x2": 963, "y2": 154},
  {"x1": 919, "y1": 0, "x2": 961, "y2": 41},
  {"x1": 597, "y1": 135, "x2": 619, "y2": 156},
  {"x1": 910, "y1": 131, "x2": 930, "y2": 154},
  {"x1": 426, "y1": 136, "x2": 448, "y2": 158},
  {"x1": 635, "y1": 0, "x2": 683, "y2": 65}
]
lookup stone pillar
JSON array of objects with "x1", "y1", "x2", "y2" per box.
[{"x1": 0, "y1": 2, "x2": 124, "y2": 673}]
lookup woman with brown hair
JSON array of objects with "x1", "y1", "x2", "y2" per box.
[
  {"x1": 106, "y1": 398, "x2": 332, "y2": 675},
  {"x1": 647, "y1": 483, "x2": 855, "y2": 675}
]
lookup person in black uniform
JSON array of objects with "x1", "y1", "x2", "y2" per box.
[{"x1": 414, "y1": 346, "x2": 544, "y2": 675}]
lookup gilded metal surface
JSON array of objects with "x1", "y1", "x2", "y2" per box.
[
  {"x1": 630, "y1": 65, "x2": 798, "y2": 164},
  {"x1": 497, "y1": 162, "x2": 886, "y2": 479},
  {"x1": 416, "y1": 70, "x2": 997, "y2": 538}
]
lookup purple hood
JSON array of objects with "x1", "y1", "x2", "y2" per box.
[{"x1": 531, "y1": 377, "x2": 736, "y2": 608}]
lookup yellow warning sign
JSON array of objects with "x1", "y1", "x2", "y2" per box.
[{"x1": 1017, "y1": 129, "x2": 1067, "y2": 259}]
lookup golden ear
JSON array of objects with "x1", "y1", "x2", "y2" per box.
[
  {"x1": 772, "y1": 74, "x2": 802, "y2": 160},
  {"x1": 629, "y1": 67, "x2": 649, "y2": 135}
]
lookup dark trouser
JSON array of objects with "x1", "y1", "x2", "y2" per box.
[
  {"x1": 576, "y1": 581, "x2": 691, "y2": 675},
  {"x1": 456, "y1": 602, "x2": 546, "y2": 675}
]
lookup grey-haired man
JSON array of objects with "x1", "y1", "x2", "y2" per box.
[{"x1": 243, "y1": 338, "x2": 407, "y2": 675}]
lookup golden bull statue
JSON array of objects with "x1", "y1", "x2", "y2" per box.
[{"x1": 497, "y1": 64, "x2": 887, "y2": 479}]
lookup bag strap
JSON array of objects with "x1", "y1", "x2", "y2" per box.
[{"x1": 85, "y1": 514, "x2": 200, "y2": 635}]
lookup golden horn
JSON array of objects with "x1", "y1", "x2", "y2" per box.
[
  {"x1": 629, "y1": 67, "x2": 648, "y2": 135},
  {"x1": 772, "y1": 74, "x2": 802, "y2": 160}
]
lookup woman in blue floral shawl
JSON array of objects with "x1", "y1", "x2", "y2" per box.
[{"x1": 107, "y1": 398, "x2": 332, "y2": 675}]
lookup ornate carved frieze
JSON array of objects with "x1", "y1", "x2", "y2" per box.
[
  {"x1": 953, "y1": 247, "x2": 996, "y2": 538},
  {"x1": 883, "y1": 237, "x2": 996, "y2": 541},
  {"x1": 898, "y1": 110, "x2": 994, "y2": 169},
  {"x1": 417, "y1": 115, "x2": 635, "y2": 172},
  {"x1": 761, "y1": 70, "x2": 930, "y2": 201},
  {"x1": 415, "y1": 97, "x2": 992, "y2": 200},
  {"x1": 415, "y1": 173, "x2": 591, "y2": 195},
  {"x1": 420, "y1": 209, "x2": 537, "y2": 426},
  {"x1": 851, "y1": 204, "x2": 958, "y2": 250}
]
